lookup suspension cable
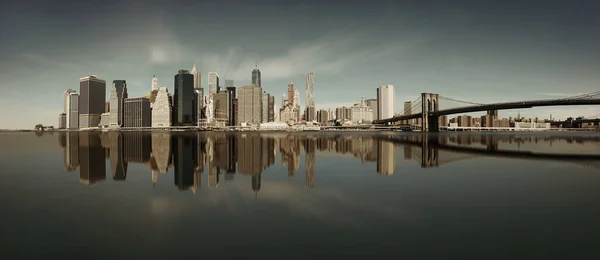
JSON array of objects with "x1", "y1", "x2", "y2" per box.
[{"x1": 439, "y1": 96, "x2": 486, "y2": 106}]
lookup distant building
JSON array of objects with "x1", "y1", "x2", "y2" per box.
[
  {"x1": 317, "y1": 109, "x2": 329, "y2": 123},
  {"x1": 105, "y1": 101, "x2": 110, "y2": 113},
  {"x1": 79, "y1": 75, "x2": 106, "y2": 128},
  {"x1": 280, "y1": 105, "x2": 299, "y2": 125},
  {"x1": 58, "y1": 113, "x2": 66, "y2": 129},
  {"x1": 208, "y1": 72, "x2": 219, "y2": 96},
  {"x1": 377, "y1": 85, "x2": 395, "y2": 120},
  {"x1": 173, "y1": 70, "x2": 195, "y2": 126},
  {"x1": 124, "y1": 97, "x2": 151, "y2": 128},
  {"x1": 194, "y1": 88, "x2": 204, "y2": 124},
  {"x1": 237, "y1": 85, "x2": 262, "y2": 125},
  {"x1": 99, "y1": 113, "x2": 110, "y2": 128},
  {"x1": 226, "y1": 87, "x2": 236, "y2": 126},
  {"x1": 63, "y1": 89, "x2": 76, "y2": 113},
  {"x1": 213, "y1": 90, "x2": 230, "y2": 125},
  {"x1": 305, "y1": 72, "x2": 315, "y2": 121},
  {"x1": 365, "y1": 98, "x2": 378, "y2": 121},
  {"x1": 351, "y1": 97, "x2": 373, "y2": 123},
  {"x1": 268, "y1": 95, "x2": 275, "y2": 122},
  {"x1": 252, "y1": 64, "x2": 261, "y2": 88},
  {"x1": 152, "y1": 87, "x2": 172, "y2": 127},
  {"x1": 67, "y1": 93, "x2": 79, "y2": 129},
  {"x1": 262, "y1": 91, "x2": 269, "y2": 123},
  {"x1": 109, "y1": 80, "x2": 128, "y2": 128},
  {"x1": 335, "y1": 107, "x2": 352, "y2": 121}
]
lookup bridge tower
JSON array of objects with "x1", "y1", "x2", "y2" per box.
[{"x1": 421, "y1": 93, "x2": 440, "y2": 132}]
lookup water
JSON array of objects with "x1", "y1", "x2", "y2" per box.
[{"x1": 2, "y1": 131, "x2": 600, "y2": 259}]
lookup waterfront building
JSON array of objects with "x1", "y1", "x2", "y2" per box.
[
  {"x1": 79, "y1": 75, "x2": 106, "y2": 128},
  {"x1": 58, "y1": 113, "x2": 66, "y2": 129},
  {"x1": 63, "y1": 89, "x2": 76, "y2": 113},
  {"x1": 317, "y1": 109, "x2": 329, "y2": 123},
  {"x1": 124, "y1": 97, "x2": 151, "y2": 128},
  {"x1": 99, "y1": 113, "x2": 110, "y2": 128},
  {"x1": 152, "y1": 87, "x2": 172, "y2": 127},
  {"x1": 365, "y1": 98, "x2": 378, "y2": 121},
  {"x1": 67, "y1": 93, "x2": 79, "y2": 129},
  {"x1": 262, "y1": 91, "x2": 269, "y2": 123},
  {"x1": 350, "y1": 97, "x2": 373, "y2": 123},
  {"x1": 173, "y1": 70, "x2": 195, "y2": 126},
  {"x1": 109, "y1": 80, "x2": 128, "y2": 128},
  {"x1": 377, "y1": 85, "x2": 395, "y2": 120},
  {"x1": 268, "y1": 95, "x2": 275, "y2": 122},
  {"x1": 305, "y1": 72, "x2": 315, "y2": 121},
  {"x1": 213, "y1": 90, "x2": 230, "y2": 125},
  {"x1": 237, "y1": 85, "x2": 262, "y2": 125},
  {"x1": 208, "y1": 72, "x2": 219, "y2": 96},
  {"x1": 280, "y1": 105, "x2": 299, "y2": 125},
  {"x1": 226, "y1": 87, "x2": 236, "y2": 126}
]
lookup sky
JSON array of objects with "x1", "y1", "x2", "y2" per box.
[{"x1": 1, "y1": 0, "x2": 599, "y2": 129}]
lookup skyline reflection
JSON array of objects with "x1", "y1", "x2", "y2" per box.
[{"x1": 57, "y1": 132, "x2": 600, "y2": 193}]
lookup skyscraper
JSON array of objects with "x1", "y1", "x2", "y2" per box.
[
  {"x1": 262, "y1": 91, "x2": 269, "y2": 123},
  {"x1": 191, "y1": 64, "x2": 201, "y2": 89},
  {"x1": 79, "y1": 75, "x2": 106, "y2": 128},
  {"x1": 226, "y1": 87, "x2": 236, "y2": 126},
  {"x1": 208, "y1": 72, "x2": 219, "y2": 96},
  {"x1": 124, "y1": 97, "x2": 152, "y2": 128},
  {"x1": 287, "y1": 81, "x2": 295, "y2": 107},
  {"x1": 252, "y1": 62, "x2": 261, "y2": 88},
  {"x1": 365, "y1": 98, "x2": 378, "y2": 120},
  {"x1": 268, "y1": 95, "x2": 275, "y2": 122},
  {"x1": 293, "y1": 89, "x2": 300, "y2": 111},
  {"x1": 152, "y1": 87, "x2": 172, "y2": 127},
  {"x1": 192, "y1": 64, "x2": 202, "y2": 124},
  {"x1": 377, "y1": 85, "x2": 395, "y2": 120},
  {"x1": 213, "y1": 91, "x2": 230, "y2": 124},
  {"x1": 237, "y1": 85, "x2": 262, "y2": 125},
  {"x1": 305, "y1": 72, "x2": 315, "y2": 121},
  {"x1": 67, "y1": 93, "x2": 79, "y2": 129},
  {"x1": 109, "y1": 80, "x2": 128, "y2": 128},
  {"x1": 173, "y1": 70, "x2": 195, "y2": 126},
  {"x1": 63, "y1": 89, "x2": 76, "y2": 113}
]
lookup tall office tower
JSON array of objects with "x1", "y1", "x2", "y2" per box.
[
  {"x1": 213, "y1": 91, "x2": 230, "y2": 124},
  {"x1": 268, "y1": 95, "x2": 275, "y2": 122},
  {"x1": 225, "y1": 79, "x2": 234, "y2": 88},
  {"x1": 194, "y1": 88, "x2": 204, "y2": 124},
  {"x1": 152, "y1": 87, "x2": 172, "y2": 127},
  {"x1": 377, "y1": 85, "x2": 395, "y2": 120},
  {"x1": 226, "y1": 87, "x2": 236, "y2": 126},
  {"x1": 305, "y1": 72, "x2": 315, "y2": 121},
  {"x1": 78, "y1": 75, "x2": 106, "y2": 128},
  {"x1": 365, "y1": 98, "x2": 378, "y2": 121},
  {"x1": 124, "y1": 97, "x2": 152, "y2": 127},
  {"x1": 208, "y1": 72, "x2": 219, "y2": 96},
  {"x1": 376, "y1": 140, "x2": 395, "y2": 175},
  {"x1": 58, "y1": 113, "x2": 66, "y2": 129},
  {"x1": 262, "y1": 91, "x2": 269, "y2": 123},
  {"x1": 109, "y1": 80, "x2": 128, "y2": 128},
  {"x1": 287, "y1": 81, "x2": 295, "y2": 107},
  {"x1": 173, "y1": 70, "x2": 195, "y2": 126},
  {"x1": 252, "y1": 61, "x2": 261, "y2": 88},
  {"x1": 63, "y1": 89, "x2": 76, "y2": 113},
  {"x1": 67, "y1": 93, "x2": 79, "y2": 129},
  {"x1": 191, "y1": 64, "x2": 201, "y2": 89},
  {"x1": 237, "y1": 85, "x2": 263, "y2": 125}
]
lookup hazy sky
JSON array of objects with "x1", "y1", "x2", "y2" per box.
[{"x1": 1, "y1": 0, "x2": 599, "y2": 129}]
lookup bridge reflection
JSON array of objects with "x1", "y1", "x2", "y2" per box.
[{"x1": 57, "y1": 132, "x2": 600, "y2": 193}]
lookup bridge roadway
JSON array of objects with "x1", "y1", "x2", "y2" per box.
[{"x1": 373, "y1": 98, "x2": 600, "y2": 125}]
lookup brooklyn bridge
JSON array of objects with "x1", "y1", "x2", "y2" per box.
[{"x1": 372, "y1": 91, "x2": 600, "y2": 132}]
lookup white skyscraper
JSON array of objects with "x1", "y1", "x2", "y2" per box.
[
  {"x1": 191, "y1": 64, "x2": 201, "y2": 89},
  {"x1": 377, "y1": 85, "x2": 395, "y2": 120},
  {"x1": 208, "y1": 72, "x2": 219, "y2": 96},
  {"x1": 305, "y1": 72, "x2": 314, "y2": 107},
  {"x1": 152, "y1": 75, "x2": 158, "y2": 91},
  {"x1": 63, "y1": 89, "x2": 76, "y2": 113},
  {"x1": 66, "y1": 93, "x2": 79, "y2": 129},
  {"x1": 152, "y1": 87, "x2": 172, "y2": 127},
  {"x1": 293, "y1": 89, "x2": 300, "y2": 110}
]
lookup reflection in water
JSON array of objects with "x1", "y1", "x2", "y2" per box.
[{"x1": 58, "y1": 132, "x2": 600, "y2": 192}]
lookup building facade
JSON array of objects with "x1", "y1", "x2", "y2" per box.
[
  {"x1": 208, "y1": 72, "x2": 219, "y2": 96},
  {"x1": 262, "y1": 91, "x2": 269, "y2": 123},
  {"x1": 237, "y1": 85, "x2": 262, "y2": 125},
  {"x1": 109, "y1": 80, "x2": 128, "y2": 127},
  {"x1": 58, "y1": 113, "x2": 66, "y2": 129},
  {"x1": 252, "y1": 67, "x2": 261, "y2": 88},
  {"x1": 63, "y1": 89, "x2": 76, "y2": 113},
  {"x1": 79, "y1": 75, "x2": 106, "y2": 128},
  {"x1": 226, "y1": 87, "x2": 236, "y2": 126},
  {"x1": 377, "y1": 85, "x2": 395, "y2": 120},
  {"x1": 213, "y1": 91, "x2": 230, "y2": 125},
  {"x1": 365, "y1": 98, "x2": 378, "y2": 121},
  {"x1": 173, "y1": 70, "x2": 195, "y2": 126},
  {"x1": 67, "y1": 93, "x2": 79, "y2": 129},
  {"x1": 317, "y1": 109, "x2": 329, "y2": 123},
  {"x1": 124, "y1": 97, "x2": 151, "y2": 128},
  {"x1": 305, "y1": 72, "x2": 315, "y2": 121},
  {"x1": 152, "y1": 87, "x2": 172, "y2": 127},
  {"x1": 268, "y1": 95, "x2": 275, "y2": 122},
  {"x1": 351, "y1": 97, "x2": 374, "y2": 123}
]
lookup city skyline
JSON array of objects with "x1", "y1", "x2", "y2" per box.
[{"x1": 2, "y1": 0, "x2": 600, "y2": 129}]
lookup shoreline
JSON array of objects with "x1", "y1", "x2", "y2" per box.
[{"x1": 1, "y1": 128, "x2": 599, "y2": 133}]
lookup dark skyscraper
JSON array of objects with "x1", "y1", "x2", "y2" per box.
[
  {"x1": 79, "y1": 75, "x2": 106, "y2": 128},
  {"x1": 252, "y1": 62, "x2": 261, "y2": 88},
  {"x1": 109, "y1": 80, "x2": 128, "y2": 127},
  {"x1": 226, "y1": 87, "x2": 236, "y2": 126},
  {"x1": 173, "y1": 70, "x2": 195, "y2": 126}
]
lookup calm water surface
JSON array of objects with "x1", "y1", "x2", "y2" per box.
[{"x1": 2, "y1": 131, "x2": 600, "y2": 259}]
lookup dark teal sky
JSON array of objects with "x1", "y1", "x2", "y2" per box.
[{"x1": 1, "y1": 0, "x2": 599, "y2": 128}]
